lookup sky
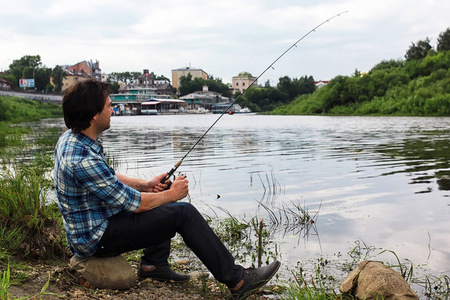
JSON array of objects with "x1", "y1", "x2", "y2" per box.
[{"x1": 0, "y1": 0, "x2": 449, "y2": 85}]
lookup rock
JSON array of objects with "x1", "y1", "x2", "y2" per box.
[
  {"x1": 190, "y1": 270, "x2": 210, "y2": 279},
  {"x1": 69, "y1": 255, "x2": 137, "y2": 290},
  {"x1": 340, "y1": 260, "x2": 418, "y2": 300}
]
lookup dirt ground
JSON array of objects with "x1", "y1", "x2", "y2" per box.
[{"x1": 5, "y1": 261, "x2": 280, "y2": 300}]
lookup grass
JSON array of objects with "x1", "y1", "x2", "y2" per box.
[
  {"x1": 1, "y1": 264, "x2": 60, "y2": 300},
  {"x1": 0, "y1": 95, "x2": 62, "y2": 124},
  {"x1": 0, "y1": 123, "x2": 67, "y2": 264},
  {"x1": 283, "y1": 271, "x2": 342, "y2": 300}
]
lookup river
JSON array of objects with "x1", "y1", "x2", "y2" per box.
[{"x1": 46, "y1": 114, "x2": 450, "y2": 292}]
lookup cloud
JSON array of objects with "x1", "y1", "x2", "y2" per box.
[{"x1": 0, "y1": 0, "x2": 449, "y2": 83}]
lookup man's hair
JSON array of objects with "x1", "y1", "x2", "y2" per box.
[{"x1": 62, "y1": 79, "x2": 111, "y2": 133}]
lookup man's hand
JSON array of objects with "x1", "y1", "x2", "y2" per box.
[
  {"x1": 136, "y1": 175, "x2": 189, "y2": 213},
  {"x1": 150, "y1": 173, "x2": 171, "y2": 193},
  {"x1": 167, "y1": 175, "x2": 189, "y2": 200}
]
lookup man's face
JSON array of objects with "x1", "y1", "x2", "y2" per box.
[{"x1": 96, "y1": 96, "x2": 114, "y2": 132}]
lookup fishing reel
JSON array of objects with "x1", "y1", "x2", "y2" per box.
[{"x1": 165, "y1": 172, "x2": 186, "y2": 190}]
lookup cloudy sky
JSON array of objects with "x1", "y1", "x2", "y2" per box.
[{"x1": 1, "y1": 0, "x2": 448, "y2": 85}]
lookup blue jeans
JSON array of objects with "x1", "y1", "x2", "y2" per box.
[{"x1": 94, "y1": 202, "x2": 244, "y2": 287}]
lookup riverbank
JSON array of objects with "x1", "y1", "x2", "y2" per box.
[{"x1": 5, "y1": 256, "x2": 281, "y2": 299}]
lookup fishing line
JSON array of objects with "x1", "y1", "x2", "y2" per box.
[{"x1": 161, "y1": 11, "x2": 348, "y2": 183}]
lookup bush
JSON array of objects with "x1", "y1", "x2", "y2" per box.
[{"x1": 0, "y1": 163, "x2": 66, "y2": 260}]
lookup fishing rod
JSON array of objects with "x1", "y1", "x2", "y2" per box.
[{"x1": 161, "y1": 11, "x2": 348, "y2": 184}]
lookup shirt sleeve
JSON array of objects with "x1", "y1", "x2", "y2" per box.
[{"x1": 73, "y1": 155, "x2": 141, "y2": 212}]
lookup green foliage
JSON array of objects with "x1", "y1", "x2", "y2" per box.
[
  {"x1": 1, "y1": 265, "x2": 11, "y2": 299},
  {"x1": 239, "y1": 86, "x2": 289, "y2": 112},
  {"x1": 272, "y1": 49, "x2": 450, "y2": 116},
  {"x1": 236, "y1": 75, "x2": 316, "y2": 112},
  {"x1": 0, "y1": 124, "x2": 66, "y2": 261},
  {"x1": 0, "y1": 123, "x2": 29, "y2": 148},
  {"x1": 281, "y1": 258, "x2": 342, "y2": 300},
  {"x1": 371, "y1": 59, "x2": 405, "y2": 72},
  {"x1": 277, "y1": 75, "x2": 316, "y2": 101},
  {"x1": 0, "y1": 96, "x2": 62, "y2": 123},
  {"x1": 5, "y1": 55, "x2": 54, "y2": 91},
  {"x1": 405, "y1": 37, "x2": 432, "y2": 61},
  {"x1": 178, "y1": 73, "x2": 232, "y2": 97},
  {"x1": 437, "y1": 28, "x2": 450, "y2": 52},
  {"x1": 50, "y1": 65, "x2": 65, "y2": 93},
  {"x1": 109, "y1": 81, "x2": 120, "y2": 94},
  {"x1": 110, "y1": 71, "x2": 142, "y2": 82}
]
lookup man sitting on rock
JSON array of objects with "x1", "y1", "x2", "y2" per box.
[{"x1": 54, "y1": 79, "x2": 280, "y2": 299}]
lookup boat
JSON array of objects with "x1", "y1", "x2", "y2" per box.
[
  {"x1": 141, "y1": 108, "x2": 158, "y2": 115},
  {"x1": 237, "y1": 107, "x2": 251, "y2": 113},
  {"x1": 188, "y1": 107, "x2": 209, "y2": 114}
]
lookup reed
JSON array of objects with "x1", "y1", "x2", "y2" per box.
[
  {"x1": 421, "y1": 274, "x2": 450, "y2": 298},
  {"x1": 0, "y1": 124, "x2": 66, "y2": 261},
  {"x1": 0, "y1": 162, "x2": 65, "y2": 260}
]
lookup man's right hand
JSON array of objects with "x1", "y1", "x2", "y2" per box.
[{"x1": 169, "y1": 175, "x2": 189, "y2": 200}]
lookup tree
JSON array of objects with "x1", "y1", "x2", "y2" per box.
[
  {"x1": 437, "y1": 28, "x2": 450, "y2": 52},
  {"x1": 156, "y1": 75, "x2": 170, "y2": 82},
  {"x1": 371, "y1": 59, "x2": 404, "y2": 72},
  {"x1": 277, "y1": 75, "x2": 315, "y2": 103},
  {"x1": 109, "y1": 81, "x2": 120, "y2": 94},
  {"x1": 405, "y1": 38, "x2": 432, "y2": 61},
  {"x1": 178, "y1": 74, "x2": 231, "y2": 97},
  {"x1": 34, "y1": 67, "x2": 51, "y2": 91},
  {"x1": 110, "y1": 71, "x2": 141, "y2": 83},
  {"x1": 277, "y1": 76, "x2": 293, "y2": 100},
  {"x1": 8, "y1": 55, "x2": 44, "y2": 90},
  {"x1": 51, "y1": 66, "x2": 66, "y2": 93}
]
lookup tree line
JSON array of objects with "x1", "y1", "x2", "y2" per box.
[
  {"x1": 268, "y1": 27, "x2": 450, "y2": 116},
  {"x1": 0, "y1": 55, "x2": 66, "y2": 93},
  {"x1": 176, "y1": 73, "x2": 316, "y2": 112}
]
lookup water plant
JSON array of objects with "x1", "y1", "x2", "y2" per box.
[{"x1": 0, "y1": 161, "x2": 66, "y2": 261}]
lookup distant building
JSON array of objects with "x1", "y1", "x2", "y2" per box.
[
  {"x1": 172, "y1": 66, "x2": 208, "y2": 90},
  {"x1": 66, "y1": 60, "x2": 101, "y2": 80},
  {"x1": 0, "y1": 78, "x2": 11, "y2": 90},
  {"x1": 60, "y1": 60, "x2": 102, "y2": 92},
  {"x1": 232, "y1": 72, "x2": 257, "y2": 94},
  {"x1": 315, "y1": 80, "x2": 330, "y2": 89},
  {"x1": 179, "y1": 85, "x2": 229, "y2": 111},
  {"x1": 112, "y1": 69, "x2": 174, "y2": 103},
  {"x1": 111, "y1": 69, "x2": 182, "y2": 115},
  {"x1": 101, "y1": 73, "x2": 114, "y2": 82}
]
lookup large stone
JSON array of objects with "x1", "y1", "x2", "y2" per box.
[
  {"x1": 70, "y1": 255, "x2": 137, "y2": 290},
  {"x1": 340, "y1": 260, "x2": 418, "y2": 300}
]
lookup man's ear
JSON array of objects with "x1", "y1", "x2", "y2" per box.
[{"x1": 92, "y1": 113, "x2": 99, "y2": 121}]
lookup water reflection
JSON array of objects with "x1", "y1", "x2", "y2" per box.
[{"x1": 44, "y1": 115, "x2": 450, "y2": 284}]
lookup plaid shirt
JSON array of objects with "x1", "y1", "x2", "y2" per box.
[{"x1": 54, "y1": 130, "x2": 141, "y2": 257}]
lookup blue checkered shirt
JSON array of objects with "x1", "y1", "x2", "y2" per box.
[{"x1": 54, "y1": 130, "x2": 141, "y2": 258}]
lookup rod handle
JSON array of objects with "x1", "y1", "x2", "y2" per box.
[{"x1": 160, "y1": 160, "x2": 182, "y2": 184}]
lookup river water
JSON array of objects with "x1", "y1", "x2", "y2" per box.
[{"x1": 47, "y1": 114, "x2": 450, "y2": 289}]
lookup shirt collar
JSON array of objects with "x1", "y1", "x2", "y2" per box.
[{"x1": 70, "y1": 130, "x2": 104, "y2": 154}]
